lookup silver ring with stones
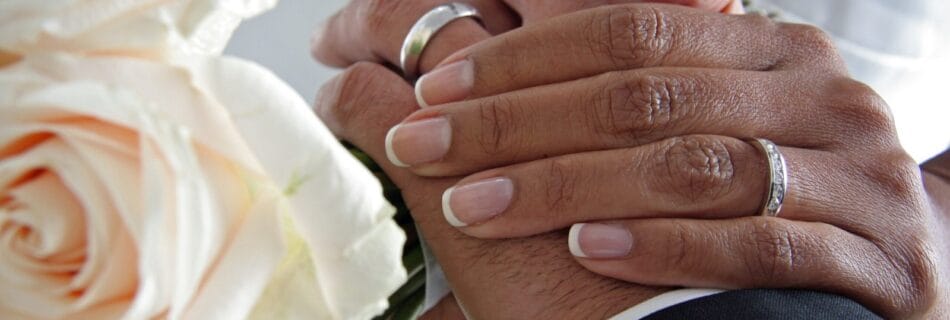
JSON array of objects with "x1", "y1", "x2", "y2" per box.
[
  {"x1": 399, "y1": 3, "x2": 481, "y2": 80},
  {"x1": 749, "y1": 138, "x2": 787, "y2": 217}
]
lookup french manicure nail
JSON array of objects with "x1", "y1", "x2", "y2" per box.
[
  {"x1": 569, "y1": 223, "x2": 633, "y2": 259},
  {"x1": 442, "y1": 177, "x2": 514, "y2": 227},
  {"x1": 385, "y1": 117, "x2": 452, "y2": 167},
  {"x1": 415, "y1": 60, "x2": 474, "y2": 107}
]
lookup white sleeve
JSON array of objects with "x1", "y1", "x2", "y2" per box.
[
  {"x1": 417, "y1": 253, "x2": 725, "y2": 320},
  {"x1": 608, "y1": 289, "x2": 725, "y2": 320},
  {"x1": 419, "y1": 237, "x2": 453, "y2": 313}
]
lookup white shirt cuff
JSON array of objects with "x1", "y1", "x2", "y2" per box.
[
  {"x1": 418, "y1": 233, "x2": 724, "y2": 319},
  {"x1": 609, "y1": 288, "x2": 725, "y2": 319},
  {"x1": 419, "y1": 236, "x2": 452, "y2": 312}
]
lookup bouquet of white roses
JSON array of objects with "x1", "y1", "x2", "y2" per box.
[{"x1": 0, "y1": 1, "x2": 407, "y2": 319}]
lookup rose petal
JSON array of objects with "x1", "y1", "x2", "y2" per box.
[
  {"x1": 182, "y1": 185, "x2": 285, "y2": 319},
  {"x1": 7, "y1": 171, "x2": 85, "y2": 261},
  {"x1": 181, "y1": 56, "x2": 407, "y2": 319},
  {"x1": 0, "y1": 139, "x2": 138, "y2": 318},
  {"x1": 0, "y1": 54, "x2": 263, "y2": 173},
  {"x1": 0, "y1": 0, "x2": 277, "y2": 57},
  {"x1": 0, "y1": 52, "x2": 407, "y2": 319}
]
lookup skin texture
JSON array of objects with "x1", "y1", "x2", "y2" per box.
[
  {"x1": 312, "y1": 1, "x2": 948, "y2": 319},
  {"x1": 314, "y1": 2, "x2": 737, "y2": 319},
  {"x1": 922, "y1": 153, "x2": 950, "y2": 318},
  {"x1": 316, "y1": 62, "x2": 665, "y2": 319},
  {"x1": 389, "y1": 6, "x2": 943, "y2": 318},
  {"x1": 312, "y1": 0, "x2": 739, "y2": 75}
]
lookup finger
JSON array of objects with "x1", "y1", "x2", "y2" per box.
[
  {"x1": 312, "y1": 0, "x2": 518, "y2": 75},
  {"x1": 440, "y1": 135, "x2": 762, "y2": 237},
  {"x1": 440, "y1": 134, "x2": 838, "y2": 239},
  {"x1": 392, "y1": 68, "x2": 855, "y2": 176},
  {"x1": 567, "y1": 218, "x2": 902, "y2": 318},
  {"x1": 417, "y1": 4, "x2": 846, "y2": 106},
  {"x1": 441, "y1": 134, "x2": 902, "y2": 240},
  {"x1": 505, "y1": 0, "x2": 738, "y2": 23},
  {"x1": 314, "y1": 62, "x2": 420, "y2": 177},
  {"x1": 313, "y1": 62, "x2": 458, "y2": 227}
]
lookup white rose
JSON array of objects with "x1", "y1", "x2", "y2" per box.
[
  {"x1": 0, "y1": 0, "x2": 274, "y2": 59},
  {"x1": 0, "y1": 53, "x2": 406, "y2": 319}
]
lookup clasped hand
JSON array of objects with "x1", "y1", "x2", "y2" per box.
[{"x1": 313, "y1": 1, "x2": 945, "y2": 318}]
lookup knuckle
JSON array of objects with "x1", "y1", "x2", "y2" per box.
[
  {"x1": 596, "y1": 6, "x2": 674, "y2": 67},
  {"x1": 339, "y1": 62, "x2": 383, "y2": 90},
  {"x1": 593, "y1": 73, "x2": 691, "y2": 142},
  {"x1": 823, "y1": 78, "x2": 898, "y2": 144},
  {"x1": 867, "y1": 230, "x2": 939, "y2": 317},
  {"x1": 475, "y1": 96, "x2": 520, "y2": 156},
  {"x1": 840, "y1": 80, "x2": 894, "y2": 132},
  {"x1": 313, "y1": 79, "x2": 342, "y2": 131},
  {"x1": 778, "y1": 23, "x2": 842, "y2": 66},
  {"x1": 358, "y1": 0, "x2": 401, "y2": 37},
  {"x1": 324, "y1": 62, "x2": 389, "y2": 128},
  {"x1": 743, "y1": 220, "x2": 799, "y2": 283},
  {"x1": 662, "y1": 221, "x2": 695, "y2": 269},
  {"x1": 736, "y1": 14, "x2": 783, "y2": 70},
  {"x1": 863, "y1": 152, "x2": 923, "y2": 207},
  {"x1": 654, "y1": 136, "x2": 738, "y2": 203},
  {"x1": 540, "y1": 158, "x2": 581, "y2": 213},
  {"x1": 310, "y1": 13, "x2": 339, "y2": 62},
  {"x1": 893, "y1": 237, "x2": 939, "y2": 314}
]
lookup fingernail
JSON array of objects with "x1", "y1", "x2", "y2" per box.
[
  {"x1": 442, "y1": 177, "x2": 514, "y2": 227},
  {"x1": 415, "y1": 60, "x2": 474, "y2": 107},
  {"x1": 385, "y1": 117, "x2": 452, "y2": 167},
  {"x1": 569, "y1": 223, "x2": 633, "y2": 259}
]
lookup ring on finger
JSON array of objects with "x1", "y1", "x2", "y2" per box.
[
  {"x1": 748, "y1": 138, "x2": 788, "y2": 217},
  {"x1": 399, "y1": 3, "x2": 482, "y2": 80}
]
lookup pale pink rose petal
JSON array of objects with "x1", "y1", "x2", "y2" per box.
[
  {"x1": 9, "y1": 56, "x2": 263, "y2": 173},
  {"x1": 7, "y1": 173, "x2": 85, "y2": 261},
  {"x1": 0, "y1": 138, "x2": 140, "y2": 316},
  {"x1": 1, "y1": 51, "x2": 407, "y2": 319},
  {"x1": 0, "y1": 54, "x2": 287, "y2": 319}
]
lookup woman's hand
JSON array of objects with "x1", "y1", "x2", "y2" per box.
[{"x1": 377, "y1": 4, "x2": 940, "y2": 318}]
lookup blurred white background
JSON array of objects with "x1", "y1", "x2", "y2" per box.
[{"x1": 225, "y1": 1, "x2": 345, "y2": 104}]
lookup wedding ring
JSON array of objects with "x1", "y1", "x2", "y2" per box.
[
  {"x1": 748, "y1": 138, "x2": 787, "y2": 217},
  {"x1": 399, "y1": 3, "x2": 481, "y2": 80}
]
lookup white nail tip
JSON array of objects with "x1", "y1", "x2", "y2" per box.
[
  {"x1": 568, "y1": 224, "x2": 588, "y2": 258},
  {"x1": 385, "y1": 124, "x2": 409, "y2": 167},
  {"x1": 442, "y1": 186, "x2": 467, "y2": 227},
  {"x1": 414, "y1": 79, "x2": 429, "y2": 108}
]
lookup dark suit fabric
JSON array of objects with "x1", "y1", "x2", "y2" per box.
[{"x1": 643, "y1": 289, "x2": 882, "y2": 320}]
